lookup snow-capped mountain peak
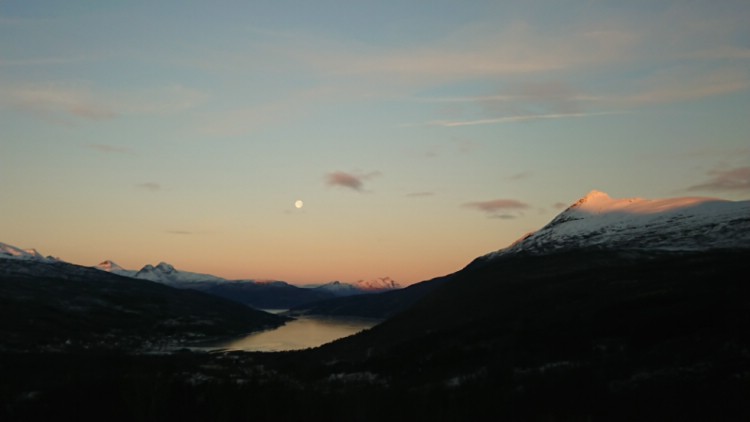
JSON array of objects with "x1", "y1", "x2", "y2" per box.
[
  {"x1": 569, "y1": 189, "x2": 612, "y2": 208},
  {"x1": 155, "y1": 262, "x2": 176, "y2": 273},
  {"x1": 563, "y1": 189, "x2": 722, "y2": 216},
  {"x1": 133, "y1": 262, "x2": 226, "y2": 284},
  {"x1": 304, "y1": 278, "x2": 401, "y2": 296},
  {"x1": 23, "y1": 248, "x2": 46, "y2": 260},
  {"x1": 309, "y1": 280, "x2": 363, "y2": 296},
  {"x1": 94, "y1": 260, "x2": 137, "y2": 277},
  {"x1": 488, "y1": 190, "x2": 750, "y2": 259},
  {"x1": 355, "y1": 277, "x2": 401, "y2": 291},
  {"x1": 96, "y1": 260, "x2": 125, "y2": 272},
  {"x1": 0, "y1": 242, "x2": 57, "y2": 262}
]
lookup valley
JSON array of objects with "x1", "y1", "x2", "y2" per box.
[{"x1": 206, "y1": 314, "x2": 380, "y2": 352}]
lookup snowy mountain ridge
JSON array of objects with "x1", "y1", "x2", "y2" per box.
[
  {"x1": 486, "y1": 190, "x2": 750, "y2": 260},
  {"x1": 0, "y1": 242, "x2": 58, "y2": 262},
  {"x1": 309, "y1": 280, "x2": 362, "y2": 295},
  {"x1": 355, "y1": 277, "x2": 401, "y2": 291},
  {"x1": 133, "y1": 262, "x2": 227, "y2": 284},
  {"x1": 92, "y1": 259, "x2": 400, "y2": 294},
  {"x1": 306, "y1": 278, "x2": 401, "y2": 296},
  {"x1": 94, "y1": 260, "x2": 137, "y2": 278}
]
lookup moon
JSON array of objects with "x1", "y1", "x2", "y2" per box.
[{"x1": 294, "y1": 200, "x2": 304, "y2": 209}]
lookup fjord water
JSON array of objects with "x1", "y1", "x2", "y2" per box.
[{"x1": 214, "y1": 314, "x2": 380, "y2": 352}]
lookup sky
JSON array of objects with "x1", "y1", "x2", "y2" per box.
[{"x1": 1, "y1": 1, "x2": 749, "y2": 285}]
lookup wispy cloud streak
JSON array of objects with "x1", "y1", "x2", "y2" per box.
[
  {"x1": 428, "y1": 111, "x2": 623, "y2": 127},
  {"x1": 136, "y1": 182, "x2": 162, "y2": 192},
  {"x1": 406, "y1": 191, "x2": 435, "y2": 198},
  {"x1": 5, "y1": 85, "x2": 116, "y2": 120},
  {"x1": 508, "y1": 172, "x2": 532, "y2": 181},
  {"x1": 325, "y1": 171, "x2": 381, "y2": 192},
  {"x1": 463, "y1": 199, "x2": 530, "y2": 213},
  {"x1": 166, "y1": 230, "x2": 192, "y2": 235},
  {"x1": 85, "y1": 144, "x2": 135, "y2": 155},
  {"x1": 687, "y1": 167, "x2": 750, "y2": 192}
]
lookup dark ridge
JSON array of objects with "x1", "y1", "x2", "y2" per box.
[
  {"x1": 175, "y1": 280, "x2": 337, "y2": 309},
  {"x1": 0, "y1": 259, "x2": 288, "y2": 352},
  {"x1": 285, "y1": 273, "x2": 452, "y2": 319}
]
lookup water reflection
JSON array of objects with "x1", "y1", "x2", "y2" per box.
[{"x1": 215, "y1": 316, "x2": 380, "y2": 352}]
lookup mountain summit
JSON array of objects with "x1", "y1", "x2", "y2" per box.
[
  {"x1": 0, "y1": 242, "x2": 57, "y2": 262},
  {"x1": 94, "y1": 260, "x2": 136, "y2": 277},
  {"x1": 133, "y1": 262, "x2": 226, "y2": 284},
  {"x1": 355, "y1": 277, "x2": 401, "y2": 291},
  {"x1": 488, "y1": 190, "x2": 750, "y2": 259}
]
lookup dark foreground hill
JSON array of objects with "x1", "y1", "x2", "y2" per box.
[
  {"x1": 2, "y1": 249, "x2": 748, "y2": 421},
  {"x1": 0, "y1": 259, "x2": 288, "y2": 352},
  {"x1": 330, "y1": 248, "x2": 750, "y2": 419}
]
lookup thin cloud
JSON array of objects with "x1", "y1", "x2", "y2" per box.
[
  {"x1": 553, "y1": 202, "x2": 569, "y2": 210},
  {"x1": 678, "y1": 46, "x2": 750, "y2": 61},
  {"x1": 166, "y1": 230, "x2": 192, "y2": 235},
  {"x1": 508, "y1": 171, "x2": 532, "y2": 181},
  {"x1": 0, "y1": 56, "x2": 84, "y2": 66},
  {"x1": 624, "y1": 66, "x2": 749, "y2": 105},
  {"x1": 489, "y1": 214, "x2": 519, "y2": 220},
  {"x1": 120, "y1": 84, "x2": 207, "y2": 115},
  {"x1": 136, "y1": 182, "x2": 161, "y2": 192},
  {"x1": 325, "y1": 171, "x2": 380, "y2": 192},
  {"x1": 2, "y1": 83, "x2": 206, "y2": 123},
  {"x1": 427, "y1": 111, "x2": 624, "y2": 127},
  {"x1": 463, "y1": 199, "x2": 530, "y2": 213},
  {"x1": 197, "y1": 87, "x2": 332, "y2": 137},
  {"x1": 672, "y1": 146, "x2": 750, "y2": 160},
  {"x1": 409, "y1": 66, "x2": 745, "y2": 128},
  {"x1": 5, "y1": 85, "x2": 116, "y2": 120},
  {"x1": 300, "y1": 21, "x2": 637, "y2": 84},
  {"x1": 687, "y1": 167, "x2": 750, "y2": 192},
  {"x1": 406, "y1": 191, "x2": 435, "y2": 198},
  {"x1": 85, "y1": 144, "x2": 134, "y2": 155},
  {"x1": 418, "y1": 67, "x2": 749, "y2": 122},
  {"x1": 410, "y1": 80, "x2": 614, "y2": 129},
  {"x1": 381, "y1": 6, "x2": 750, "y2": 128},
  {"x1": 452, "y1": 138, "x2": 478, "y2": 154},
  {"x1": 419, "y1": 81, "x2": 602, "y2": 112}
]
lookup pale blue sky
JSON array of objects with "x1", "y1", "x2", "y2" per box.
[{"x1": 2, "y1": 1, "x2": 749, "y2": 284}]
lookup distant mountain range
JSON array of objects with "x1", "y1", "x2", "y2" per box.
[
  {"x1": 90, "y1": 260, "x2": 400, "y2": 309},
  {"x1": 307, "y1": 277, "x2": 401, "y2": 293},
  {"x1": 1, "y1": 242, "x2": 401, "y2": 310}
]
